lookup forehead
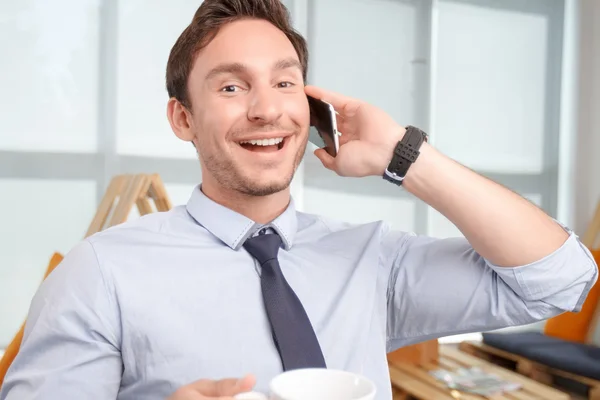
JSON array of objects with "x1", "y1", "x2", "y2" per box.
[{"x1": 191, "y1": 18, "x2": 300, "y2": 78}]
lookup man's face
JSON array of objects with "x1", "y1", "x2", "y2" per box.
[{"x1": 187, "y1": 19, "x2": 309, "y2": 197}]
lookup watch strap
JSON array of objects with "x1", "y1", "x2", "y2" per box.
[{"x1": 383, "y1": 126, "x2": 427, "y2": 185}]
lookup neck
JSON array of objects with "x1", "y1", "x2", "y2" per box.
[{"x1": 200, "y1": 180, "x2": 291, "y2": 224}]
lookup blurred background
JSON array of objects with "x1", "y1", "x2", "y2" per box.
[{"x1": 1, "y1": 0, "x2": 599, "y2": 354}]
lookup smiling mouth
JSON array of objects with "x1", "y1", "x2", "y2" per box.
[{"x1": 239, "y1": 137, "x2": 287, "y2": 153}]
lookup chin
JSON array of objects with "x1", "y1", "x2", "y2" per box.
[{"x1": 236, "y1": 171, "x2": 295, "y2": 197}]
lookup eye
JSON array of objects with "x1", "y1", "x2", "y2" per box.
[
  {"x1": 220, "y1": 85, "x2": 241, "y2": 93},
  {"x1": 277, "y1": 81, "x2": 295, "y2": 88}
]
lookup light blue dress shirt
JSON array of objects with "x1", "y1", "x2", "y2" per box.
[{"x1": 1, "y1": 185, "x2": 597, "y2": 400}]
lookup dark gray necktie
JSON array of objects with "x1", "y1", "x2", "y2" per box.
[{"x1": 244, "y1": 231, "x2": 327, "y2": 371}]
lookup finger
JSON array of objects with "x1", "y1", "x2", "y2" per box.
[
  {"x1": 216, "y1": 374, "x2": 255, "y2": 396},
  {"x1": 314, "y1": 148, "x2": 336, "y2": 170},
  {"x1": 189, "y1": 374, "x2": 256, "y2": 397},
  {"x1": 231, "y1": 375, "x2": 256, "y2": 394},
  {"x1": 335, "y1": 112, "x2": 346, "y2": 133},
  {"x1": 336, "y1": 130, "x2": 353, "y2": 147},
  {"x1": 304, "y1": 85, "x2": 362, "y2": 118}
]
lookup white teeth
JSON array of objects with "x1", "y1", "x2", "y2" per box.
[{"x1": 240, "y1": 137, "x2": 284, "y2": 146}]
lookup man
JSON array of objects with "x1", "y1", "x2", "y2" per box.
[{"x1": 1, "y1": 0, "x2": 597, "y2": 399}]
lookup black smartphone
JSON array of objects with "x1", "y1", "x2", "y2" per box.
[{"x1": 307, "y1": 95, "x2": 340, "y2": 157}]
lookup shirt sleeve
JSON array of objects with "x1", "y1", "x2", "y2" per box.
[
  {"x1": 382, "y1": 223, "x2": 598, "y2": 352},
  {"x1": 0, "y1": 240, "x2": 123, "y2": 400}
]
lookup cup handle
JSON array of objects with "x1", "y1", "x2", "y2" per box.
[{"x1": 234, "y1": 391, "x2": 268, "y2": 400}]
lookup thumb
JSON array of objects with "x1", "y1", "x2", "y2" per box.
[{"x1": 314, "y1": 148, "x2": 335, "y2": 170}]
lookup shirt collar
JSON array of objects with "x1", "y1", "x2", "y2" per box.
[{"x1": 185, "y1": 185, "x2": 297, "y2": 251}]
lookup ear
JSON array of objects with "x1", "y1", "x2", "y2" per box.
[{"x1": 167, "y1": 98, "x2": 195, "y2": 143}]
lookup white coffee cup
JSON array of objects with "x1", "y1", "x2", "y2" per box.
[{"x1": 234, "y1": 368, "x2": 376, "y2": 400}]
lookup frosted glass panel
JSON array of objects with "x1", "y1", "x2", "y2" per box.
[
  {"x1": 0, "y1": 179, "x2": 97, "y2": 347},
  {"x1": 434, "y1": 1, "x2": 552, "y2": 173},
  {"x1": 304, "y1": 187, "x2": 416, "y2": 232},
  {"x1": 0, "y1": 0, "x2": 99, "y2": 152},
  {"x1": 165, "y1": 183, "x2": 197, "y2": 207},
  {"x1": 428, "y1": 193, "x2": 543, "y2": 238},
  {"x1": 116, "y1": 1, "x2": 204, "y2": 158},
  {"x1": 427, "y1": 207, "x2": 463, "y2": 239},
  {"x1": 310, "y1": 0, "x2": 425, "y2": 126}
]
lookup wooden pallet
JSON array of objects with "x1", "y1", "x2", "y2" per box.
[
  {"x1": 389, "y1": 346, "x2": 569, "y2": 400},
  {"x1": 459, "y1": 341, "x2": 600, "y2": 400}
]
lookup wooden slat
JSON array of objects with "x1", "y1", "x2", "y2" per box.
[
  {"x1": 85, "y1": 175, "x2": 129, "y2": 237},
  {"x1": 136, "y1": 197, "x2": 154, "y2": 216},
  {"x1": 437, "y1": 355, "x2": 465, "y2": 371},
  {"x1": 504, "y1": 391, "x2": 541, "y2": 400},
  {"x1": 149, "y1": 173, "x2": 173, "y2": 212},
  {"x1": 441, "y1": 347, "x2": 569, "y2": 400},
  {"x1": 460, "y1": 341, "x2": 520, "y2": 362},
  {"x1": 108, "y1": 174, "x2": 150, "y2": 226},
  {"x1": 389, "y1": 366, "x2": 458, "y2": 400}
]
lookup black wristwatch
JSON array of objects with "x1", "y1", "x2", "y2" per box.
[{"x1": 382, "y1": 126, "x2": 428, "y2": 186}]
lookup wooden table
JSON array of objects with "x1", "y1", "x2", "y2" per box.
[{"x1": 389, "y1": 346, "x2": 570, "y2": 400}]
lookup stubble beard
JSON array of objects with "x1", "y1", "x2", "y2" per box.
[{"x1": 200, "y1": 137, "x2": 308, "y2": 197}]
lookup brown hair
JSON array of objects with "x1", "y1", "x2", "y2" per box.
[{"x1": 166, "y1": 0, "x2": 309, "y2": 110}]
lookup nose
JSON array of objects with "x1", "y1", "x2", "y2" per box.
[{"x1": 247, "y1": 86, "x2": 283, "y2": 124}]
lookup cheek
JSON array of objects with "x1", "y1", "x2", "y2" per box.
[
  {"x1": 196, "y1": 99, "x2": 247, "y2": 144},
  {"x1": 284, "y1": 94, "x2": 310, "y2": 129}
]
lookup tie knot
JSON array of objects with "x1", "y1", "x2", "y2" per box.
[{"x1": 243, "y1": 232, "x2": 282, "y2": 264}]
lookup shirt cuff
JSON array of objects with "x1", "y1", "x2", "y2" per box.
[{"x1": 484, "y1": 223, "x2": 598, "y2": 312}]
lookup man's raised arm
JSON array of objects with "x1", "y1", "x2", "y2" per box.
[{"x1": 303, "y1": 84, "x2": 598, "y2": 348}]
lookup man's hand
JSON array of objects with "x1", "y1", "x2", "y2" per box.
[
  {"x1": 304, "y1": 85, "x2": 405, "y2": 178},
  {"x1": 167, "y1": 374, "x2": 256, "y2": 400}
]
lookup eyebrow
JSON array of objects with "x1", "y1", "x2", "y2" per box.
[
  {"x1": 204, "y1": 58, "x2": 303, "y2": 81},
  {"x1": 273, "y1": 58, "x2": 303, "y2": 73}
]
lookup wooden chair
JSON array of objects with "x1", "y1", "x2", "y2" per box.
[{"x1": 0, "y1": 173, "x2": 172, "y2": 388}]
